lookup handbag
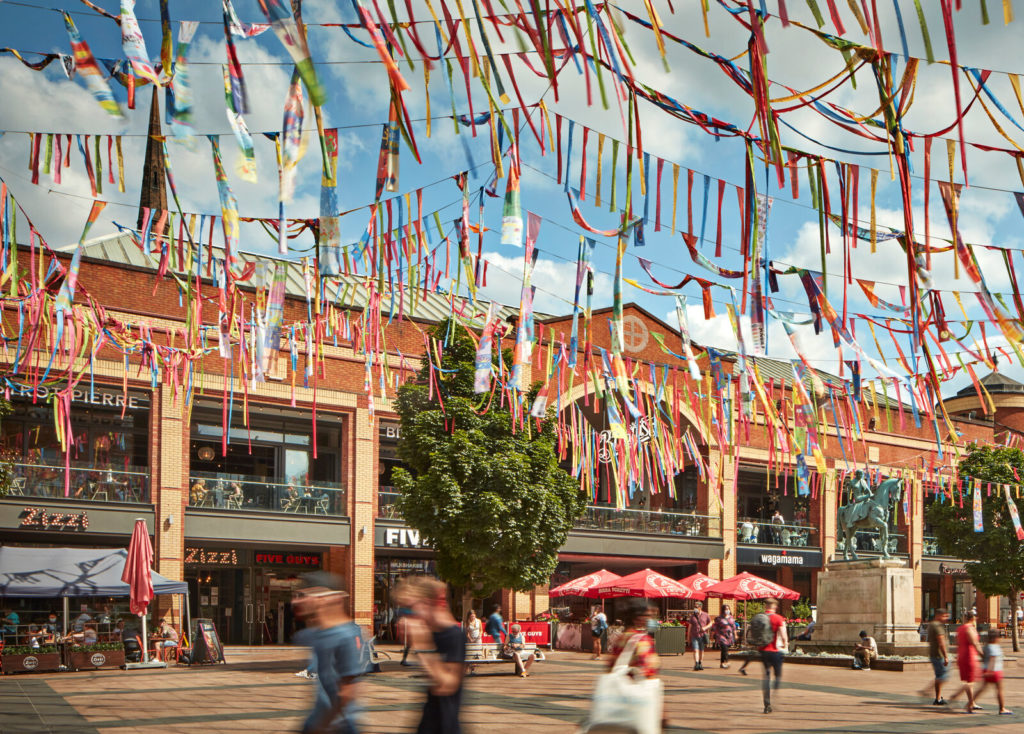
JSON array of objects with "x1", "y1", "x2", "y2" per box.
[{"x1": 580, "y1": 634, "x2": 663, "y2": 734}]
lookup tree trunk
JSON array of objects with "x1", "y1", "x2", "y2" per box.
[
  {"x1": 460, "y1": 586, "x2": 476, "y2": 625},
  {"x1": 1011, "y1": 592, "x2": 1020, "y2": 653}
]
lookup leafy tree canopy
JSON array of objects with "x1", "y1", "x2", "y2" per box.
[
  {"x1": 926, "y1": 444, "x2": 1024, "y2": 647},
  {"x1": 393, "y1": 318, "x2": 584, "y2": 597}
]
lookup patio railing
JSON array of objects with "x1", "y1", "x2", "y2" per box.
[
  {"x1": 574, "y1": 506, "x2": 721, "y2": 537},
  {"x1": 188, "y1": 472, "x2": 347, "y2": 516},
  {"x1": 378, "y1": 489, "x2": 401, "y2": 519},
  {"x1": 8, "y1": 462, "x2": 150, "y2": 503},
  {"x1": 839, "y1": 528, "x2": 908, "y2": 555},
  {"x1": 738, "y1": 521, "x2": 819, "y2": 548}
]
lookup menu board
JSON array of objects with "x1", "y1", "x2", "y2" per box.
[{"x1": 190, "y1": 618, "x2": 226, "y2": 665}]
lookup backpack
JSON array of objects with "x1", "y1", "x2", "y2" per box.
[{"x1": 747, "y1": 612, "x2": 775, "y2": 648}]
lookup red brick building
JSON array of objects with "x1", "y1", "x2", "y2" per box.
[{"x1": 0, "y1": 236, "x2": 1008, "y2": 643}]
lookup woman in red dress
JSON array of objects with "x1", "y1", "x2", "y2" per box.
[{"x1": 953, "y1": 610, "x2": 984, "y2": 713}]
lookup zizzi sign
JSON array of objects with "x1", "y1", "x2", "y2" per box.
[
  {"x1": 19, "y1": 507, "x2": 89, "y2": 531},
  {"x1": 382, "y1": 527, "x2": 430, "y2": 548},
  {"x1": 185, "y1": 547, "x2": 239, "y2": 566},
  {"x1": 736, "y1": 546, "x2": 822, "y2": 568}
]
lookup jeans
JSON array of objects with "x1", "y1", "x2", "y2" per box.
[
  {"x1": 719, "y1": 643, "x2": 730, "y2": 665},
  {"x1": 760, "y1": 651, "x2": 784, "y2": 705}
]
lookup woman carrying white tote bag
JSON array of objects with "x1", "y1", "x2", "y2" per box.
[{"x1": 580, "y1": 599, "x2": 664, "y2": 734}]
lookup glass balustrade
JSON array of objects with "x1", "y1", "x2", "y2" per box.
[
  {"x1": 923, "y1": 535, "x2": 950, "y2": 556},
  {"x1": 8, "y1": 462, "x2": 150, "y2": 503},
  {"x1": 573, "y1": 506, "x2": 721, "y2": 537},
  {"x1": 839, "y1": 528, "x2": 908, "y2": 555},
  {"x1": 737, "y1": 519, "x2": 819, "y2": 548},
  {"x1": 378, "y1": 489, "x2": 401, "y2": 519},
  {"x1": 188, "y1": 472, "x2": 346, "y2": 516}
]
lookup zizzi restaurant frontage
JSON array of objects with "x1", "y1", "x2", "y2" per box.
[{"x1": 183, "y1": 543, "x2": 327, "y2": 645}]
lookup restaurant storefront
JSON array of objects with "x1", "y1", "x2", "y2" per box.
[
  {"x1": 2, "y1": 385, "x2": 151, "y2": 504},
  {"x1": 184, "y1": 543, "x2": 325, "y2": 645},
  {"x1": 372, "y1": 521, "x2": 435, "y2": 640},
  {"x1": 187, "y1": 402, "x2": 346, "y2": 515},
  {"x1": 736, "y1": 547, "x2": 821, "y2": 601}
]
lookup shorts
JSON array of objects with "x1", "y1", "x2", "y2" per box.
[
  {"x1": 929, "y1": 657, "x2": 948, "y2": 681},
  {"x1": 691, "y1": 635, "x2": 707, "y2": 651},
  {"x1": 984, "y1": 670, "x2": 1003, "y2": 684}
]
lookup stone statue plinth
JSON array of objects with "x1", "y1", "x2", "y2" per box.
[{"x1": 813, "y1": 558, "x2": 920, "y2": 647}]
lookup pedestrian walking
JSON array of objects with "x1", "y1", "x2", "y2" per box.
[
  {"x1": 395, "y1": 576, "x2": 466, "y2": 734},
  {"x1": 750, "y1": 598, "x2": 787, "y2": 714},
  {"x1": 590, "y1": 605, "x2": 609, "y2": 659},
  {"x1": 973, "y1": 629, "x2": 1013, "y2": 715},
  {"x1": 485, "y1": 603, "x2": 506, "y2": 657},
  {"x1": 292, "y1": 572, "x2": 367, "y2": 734},
  {"x1": 920, "y1": 609, "x2": 950, "y2": 705},
  {"x1": 687, "y1": 601, "x2": 712, "y2": 670},
  {"x1": 713, "y1": 605, "x2": 736, "y2": 668},
  {"x1": 949, "y1": 610, "x2": 983, "y2": 713},
  {"x1": 601, "y1": 598, "x2": 666, "y2": 732}
]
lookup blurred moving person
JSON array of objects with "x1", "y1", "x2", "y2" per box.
[
  {"x1": 604, "y1": 598, "x2": 666, "y2": 732},
  {"x1": 293, "y1": 572, "x2": 367, "y2": 734},
  {"x1": 973, "y1": 629, "x2": 1012, "y2": 715},
  {"x1": 751, "y1": 598, "x2": 787, "y2": 714},
  {"x1": 395, "y1": 576, "x2": 466, "y2": 734},
  {"x1": 713, "y1": 605, "x2": 736, "y2": 669}
]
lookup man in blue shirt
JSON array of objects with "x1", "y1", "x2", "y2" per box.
[
  {"x1": 293, "y1": 572, "x2": 367, "y2": 734},
  {"x1": 485, "y1": 604, "x2": 505, "y2": 657}
]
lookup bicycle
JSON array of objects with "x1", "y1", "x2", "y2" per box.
[{"x1": 367, "y1": 636, "x2": 392, "y2": 665}]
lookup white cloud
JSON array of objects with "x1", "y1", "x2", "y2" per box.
[{"x1": 480, "y1": 251, "x2": 612, "y2": 315}]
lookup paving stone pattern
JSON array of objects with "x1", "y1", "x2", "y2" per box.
[{"x1": 1, "y1": 645, "x2": 1021, "y2": 733}]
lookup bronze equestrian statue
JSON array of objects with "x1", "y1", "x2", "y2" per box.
[{"x1": 836, "y1": 472, "x2": 904, "y2": 560}]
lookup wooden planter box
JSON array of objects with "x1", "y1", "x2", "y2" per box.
[
  {"x1": 653, "y1": 626, "x2": 688, "y2": 655},
  {"x1": 69, "y1": 649, "x2": 125, "y2": 670},
  {"x1": 2, "y1": 653, "x2": 62, "y2": 674}
]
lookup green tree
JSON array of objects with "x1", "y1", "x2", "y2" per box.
[
  {"x1": 392, "y1": 318, "x2": 584, "y2": 613},
  {"x1": 926, "y1": 445, "x2": 1024, "y2": 651},
  {"x1": 0, "y1": 397, "x2": 14, "y2": 497}
]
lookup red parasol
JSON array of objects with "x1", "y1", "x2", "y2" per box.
[
  {"x1": 678, "y1": 572, "x2": 718, "y2": 594},
  {"x1": 596, "y1": 568, "x2": 705, "y2": 599},
  {"x1": 549, "y1": 569, "x2": 622, "y2": 598},
  {"x1": 702, "y1": 571, "x2": 800, "y2": 601},
  {"x1": 122, "y1": 518, "x2": 154, "y2": 616}
]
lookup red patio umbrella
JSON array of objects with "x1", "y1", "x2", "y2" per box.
[
  {"x1": 596, "y1": 568, "x2": 705, "y2": 599},
  {"x1": 703, "y1": 571, "x2": 800, "y2": 601},
  {"x1": 549, "y1": 569, "x2": 621, "y2": 598},
  {"x1": 678, "y1": 572, "x2": 718, "y2": 594},
  {"x1": 122, "y1": 518, "x2": 156, "y2": 665}
]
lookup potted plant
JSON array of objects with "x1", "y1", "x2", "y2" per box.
[
  {"x1": 1, "y1": 645, "x2": 61, "y2": 673},
  {"x1": 652, "y1": 619, "x2": 687, "y2": 655},
  {"x1": 68, "y1": 642, "x2": 125, "y2": 670}
]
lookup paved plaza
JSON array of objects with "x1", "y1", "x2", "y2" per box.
[{"x1": 1, "y1": 645, "x2": 1021, "y2": 733}]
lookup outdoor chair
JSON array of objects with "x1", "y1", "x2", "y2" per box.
[
  {"x1": 9, "y1": 476, "x2": 26, "y2": 496},
  {"x1": 315, "y1": 496, "x2": 329, "y2": 515}
]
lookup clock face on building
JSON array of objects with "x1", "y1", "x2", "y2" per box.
[{"x1": 621, "y1": 315, "x2": 649, "y2": 353}]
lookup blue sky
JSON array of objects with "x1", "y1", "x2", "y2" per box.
[{"x1": 2, "y1": 1, "x2": 1024, "y2": 396}]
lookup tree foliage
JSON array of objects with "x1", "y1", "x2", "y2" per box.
[
  {"x1": 0, "y1": 397, "x2": 13, "y2": 497},
  {"x1": 392, "y1": 318, "x2": 584, "y2": 597},
  {"x1": 926, "y1": 444, "x2": 1024, "y2": 649}
]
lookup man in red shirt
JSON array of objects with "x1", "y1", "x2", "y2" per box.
[{"x1": 758, "y1": 598, "x2": 788, "y2": 714}]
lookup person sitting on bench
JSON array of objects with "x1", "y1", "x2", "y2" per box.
[{"x1": 506, "y1": 623, "x2": 535, "y2": 678}]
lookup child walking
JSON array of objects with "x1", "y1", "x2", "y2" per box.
[{"x1": 973, "y1": 629, "x2": 1012, "y2": 715}]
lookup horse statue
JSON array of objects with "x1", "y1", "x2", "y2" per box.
[{"x1": 835, "y1": 474, "x2": 904, "y2": 560}]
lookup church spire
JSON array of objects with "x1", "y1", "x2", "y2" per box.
[{"x1": 137, "y1": 85, "x2": 168, "y2": 235}]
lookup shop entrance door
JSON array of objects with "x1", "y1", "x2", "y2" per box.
[{"x1": 245, "y1": 569, "x2": 303, "y2": 644}]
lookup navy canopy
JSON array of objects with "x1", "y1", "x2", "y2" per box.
[{"x1": 0, "y1": 547, "x2": 188, "y2": 598}]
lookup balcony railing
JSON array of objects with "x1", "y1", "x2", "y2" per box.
[
  {"x1": 8, "y1": 462, "x2": 150, "y2": 503},
  {"x1": 378, "y1": 489, "x2": 401, "y2": 519},
  {"x1": 189, "y1": 472, "x2": 346, "y2": 516},
  {"x1": 923, "y1": 535, "x2": 951, "y2": 557},
  {"x1": 841, "y1": 528, "x2": 908, "y2": 555},
  {"x1": 574, "y1": 506, "x2": 721, "y2": 537},
  {"x1": 738, "y1": 520, "x2": 819, "y2": 548}
]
